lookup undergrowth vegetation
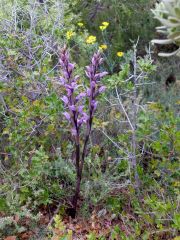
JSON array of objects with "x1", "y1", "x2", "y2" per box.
[{"x1": 0, "y1": 0, "x2": 179, "y2": 239}]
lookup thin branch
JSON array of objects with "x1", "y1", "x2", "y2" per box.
[{"x1": 115, "y1": 86, "x2": 134, "y2": 131}]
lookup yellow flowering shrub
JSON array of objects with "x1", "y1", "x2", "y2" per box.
[
  {"x1": 66, "y1": 30, "x2": 75, "y2": 40},
  {"x1": 117, "y1": 51, "x2": 124, "y2": 57},
  {"x1": 99, "y1": 44, "x2": 108, "y2": 50},
  {"x1": 86, "y1": 35, "x2": 96, "y2": 44},
  {"x1": 99, "y1": 21, "x2": 109, "y2": 31},
  {"x1": 102, "y1": 22, "x2": 109, "y2": 27},
  {"x1": 77, "y1": 22, "x2": 84, "y2": 27},
  {"x1": 99, "y1": 25, "x2": 106, "y2": 31}
]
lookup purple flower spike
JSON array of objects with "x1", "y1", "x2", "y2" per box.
[
  {"x1": 78, "y1": 105, "x2": 84, "y2": 113},
  {"x1": 71, "y1": 82, "x2": 78, "y2": 89},
  {"x1": 71, "y1": 128, "x2": 78, "y2": 136},
  {"x1": 59, "y1": 47, "x2": 107, "y2": 143},
  {"x1": 90, "y1": 81, "x2": 96, "y2": 88},
  {"x1": 77, "y1": 119, "x2": 83, "y2": 127},
  {"x1": 91, "y1": 53, "x2": 98, "y2": 66},
  {"x1": 69, "y1": 105, "x2": 76, "y2": 111},
  {"x1": 82, "y1": 112, "x2": 89, "y2": 121},
  {"x1": 98, "y1": 86, "x2": 106, "y2": 93},
  {"x1": 86, "y1": 88, "x2": 91, "y2": 97},
  {"x1": 58, "y1": 48, "x2": 108, "y2": 213},
  {"x1": 66, "y1": 88, "x2": 72, "y2": 97},
  {"x1": 85, "y1": 66, "x2": 93, "y2": 76},
  {"x1": 91, "y1": 51, "x2": 102, "y2": 67},
  {"x1": 63, "y1": 70, "x2": 70, "y2": 79},
  {"x1": 91, "y1": 100, "x2": 98, "y2": 110},
  {"x1": 76, "y1": 92, "x2": 86, "y2": 101},
  {"x1": 85, "y1": 51, "x2": 108, "y2": 116},
  {"x1": 63, "y1": 112, "x2": 71, "y2": 121},
  {"x1": 59, "y1": 77, "x2": 65, "y2": 85},
  {"x1": 95, "y1": 72, "x2": 108, "y2": 81},
  {"x1": 99, "y1": 58, "x2": 104, "y2": 65},
  {"x1": 61, "y1": 96, "x2": 69, "y2": 105},
  {"x1": 68, "y1": 63, "x2": 75, "y2": 73},
  {"x1": 77, "y1": 113, "x2": 89, "y2": 127}
]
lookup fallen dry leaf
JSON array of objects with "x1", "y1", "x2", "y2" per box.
[
  {"x1": 4, "y1": 236, "x2": 16, "y2": 240},
  {"x1": 20, "y1": 231, "x2": 34, "y2": 240}
]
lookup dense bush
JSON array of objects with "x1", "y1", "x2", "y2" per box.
[{"x1": 69, "y1": 0, "x2": 157, "y2": 54}]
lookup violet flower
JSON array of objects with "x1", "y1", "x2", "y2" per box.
[
  {"x1": 85, "y1": 51, "x2": 108, "y2": 132},
  {"x1": 59, "y1": 47, "x2": 108, "y2": 216},
  {"x1": 59, "y1": 46, "x2": 88, "y2": 138}
]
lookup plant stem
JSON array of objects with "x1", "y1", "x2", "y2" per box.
[
  {"x1": 72, "y1": 117, "x2": 92, "y2": 215},
  {"x1": 132, "y1": 44, "x2": 140, "y2": 189}
]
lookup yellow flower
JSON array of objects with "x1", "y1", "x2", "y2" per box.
[
  {"x1": 66, "y1": 30, "x2": 75, "y2": 40},
  {"x1": 102, "y1": 22, "x2": 109, "y2": 27},
  {"x1": 99, "y1": 25, "x2": 107, "y2": 31},
  {"x1": 99, "y1": 22, "x2": 109, "y2": 31},
  {"x1": 117, "y1": 51, "x2": 124, "y2": 57},
  {"x1": 77, "y1": 22, "x2": 84, "y2": 27},
  {"x1": 99, "y1": 44, "x2": 108, "y2": 50},
  {"x1": 86, "y1": 35, "x2": 96, "y2": 44}
]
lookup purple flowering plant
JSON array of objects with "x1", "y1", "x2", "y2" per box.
[{"x1": 59, "y1": 46, "x2": 108, "y2": 216}]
